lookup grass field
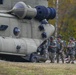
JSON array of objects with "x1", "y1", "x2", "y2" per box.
[{"x1": 0, "y1": 61, "x2": 76, "y2": 75}]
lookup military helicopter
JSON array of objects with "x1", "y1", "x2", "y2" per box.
[{"x1": 0, "y1": 0, "x2": 56, "y2": 62}]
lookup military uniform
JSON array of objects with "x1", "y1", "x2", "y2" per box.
[
  {"x1": 74, "y1": 41, "x2": 76, "y2": 58},
  {"x1": 56, "y1": 36, "x2": 64, "y2": 63},
  {"x1": 37, "y1": 39, "x2": 49, "y2": 61},
  {"x1": 48, "y1": 36, "x2": 57, "y2": 63},
  {"x1": 67, "y1": 40, "x2": 75, "y2": 64}
]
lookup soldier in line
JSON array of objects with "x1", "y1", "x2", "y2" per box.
[
  {"x1": 66, "y1": 37, "x2": 75, "y2": 64},
  {"x1": 73, "y1": 38, "x2": 76, "y2": 59},
  {"x1": 48, "y1": 36, "x2": 57, "y2": 63},
  {"x1": 56, "y1": 35, "x2": 64, "y2": 63},
  {"x1": 75, "y1": 41, "x2": 76, "y2": 59},
  {"x1": 37, "y1": 39, "x2": 49, "y2": 62}
]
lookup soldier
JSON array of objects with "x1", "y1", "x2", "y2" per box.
[
  {"x1": 56, "y1": 35, "x2": 64, "y2": 63},
  {"x1": 37, "y1": 39, "x2": 49, "y2": 62},
  {"x1": 73, "y1": 38, "x2": 76, "y2": 59},
  {"x1": 75, "y1": 41, "x2": 76, "y2": 59},
  {"x1": 66, "y1": 37, "x2": 75, "y2": 64},
  {"x1": 48, "y1": 36, "x2": 57, "y2": 63}
]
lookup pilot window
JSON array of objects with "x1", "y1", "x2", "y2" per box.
[{"x1": 0, "y1": 0, "x2": 3, "y2": 4}]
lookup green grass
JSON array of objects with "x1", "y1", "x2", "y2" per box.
[{"x1": 0, "y1": 62, "x2": 76, "y2": 75}]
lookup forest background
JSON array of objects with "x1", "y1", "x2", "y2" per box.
[{"x1": 48, "y1": 0, "x2": 76, "y2": 41}]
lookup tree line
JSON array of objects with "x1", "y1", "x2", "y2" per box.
[{"x1": 48, "y1": 0, "x2": 76, "y2": 41}]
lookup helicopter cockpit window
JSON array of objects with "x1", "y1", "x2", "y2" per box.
[
  {"x1": 0, "y1": 0, "x2": 3, "y2": 4},
  {"x1": 0, "y1": 25, "x2": 8, "y2": 31}
]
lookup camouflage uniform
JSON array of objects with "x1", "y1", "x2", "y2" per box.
[
  {"x1": 37, "y1": 39, "x2": 49, "y2": 61},
  {"x1": 56, "y1": 36, "x2": 64, "y2": 63},
  {"x1": 74, "y1": 41, "x2": 76, "y2": 58},
  {"x1": 67, "y1": 39, "x2": 75, "y2": 64},
  {"x1": 48, "y1": 36, "x2": 57, "y2": 63}
]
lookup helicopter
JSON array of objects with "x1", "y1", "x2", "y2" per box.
[{"x1": 0, "y1": 0, "x2": 56, "y2": 62}]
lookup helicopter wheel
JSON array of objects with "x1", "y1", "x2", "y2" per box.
[{"x1": 30, "y1": 53, "x2": 38, "y2": 63}]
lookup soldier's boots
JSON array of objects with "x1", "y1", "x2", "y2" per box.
[
  {"x1": 71, "y1": 61, "x2": 74, "y2": 64},
  {"x1": 66, "y1": 61, "x2": 70, "y2": 64},
  {"x1": 66, "y1": 61, "x2": 74, "y2": 64}
]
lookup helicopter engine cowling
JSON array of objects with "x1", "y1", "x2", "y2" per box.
[
  {"x1": 9, "y1": 1, "x2": 56, "y2": 21},
  {"x1": 11, "y1": 2, "x2": 37, "y2": 19}
]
